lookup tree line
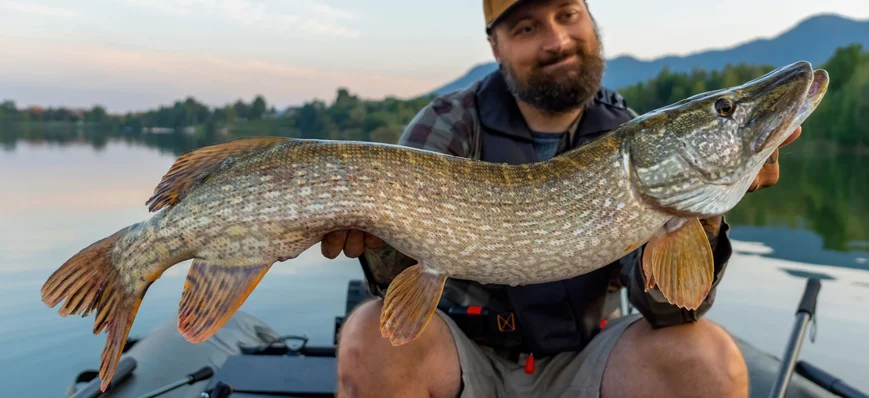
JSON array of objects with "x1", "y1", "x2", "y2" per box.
[
  {"x1": 1, "y1": 44, "x2": 866, "y2": 149},
  {"x1": 0, "y1": 95, "x2": 272, "y2": 127}
]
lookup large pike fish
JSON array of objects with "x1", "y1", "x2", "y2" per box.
[{"x1": 42, "y1": 61, "x2": 828, "y2": 390}]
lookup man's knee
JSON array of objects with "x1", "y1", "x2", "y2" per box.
[
  {"x1": 336, "y1": 298, "x2": 462, "y2": 398},
  {"x1": 603, "y1": 318, "x2": 748, "y2": 397},
  {"x1": 337, "y1": 298, "x2": 384, "y2": 368},
  {"x1": 645, "y1": 319, "x2": 747, "y2": 395},
  {"x1": 662, "y1": 320, "x2": 747, "y2": 391}
]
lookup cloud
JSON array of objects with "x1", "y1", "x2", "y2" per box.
[
  {"x1": 122, "y1": 0, "x2": 191, "y2": 15},
  {"x1": 297, "y1": 20, "x2": 360, "y2": 39},
  {"x1": 122, "y1": 0, "x2": 360, "y2": 38},
  {"x1": 2, "y1": 1, "x2": 79, "y2": 17},
  {"x1": 0, "y1": 36, "x2": 435, "y2": 112},
  {"x1": 310, "y1": 3, "x2": 354, "y2": 20}
]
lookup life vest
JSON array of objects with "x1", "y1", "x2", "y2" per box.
[{"x1": 436, "y1": 69, "x2": 638, "y2": 358}]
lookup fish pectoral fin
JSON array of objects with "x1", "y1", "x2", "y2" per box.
[
  {"x1": 177, "y1": 259, "x2": 272, "y2": 343},
  {"x1": 146, "y1": 137, "x2": 291, "y2": 212},
  {"x1": 642, "y1": 217, "x2": 715, "y2": 311},
  {"x1": 380, "y1": 263, "x2": 447, "y2": 346}
]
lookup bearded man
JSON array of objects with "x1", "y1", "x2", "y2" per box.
[{"x1": 328, "y1": 0, "x2": 801, "y2": 397}]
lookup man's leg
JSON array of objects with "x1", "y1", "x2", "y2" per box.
[
  {"x1": 600, "y1": 318, "x2": 749, "y2": 398},
  {"x1": 336, "y1": 298, "x2": 462, "y2": 398}
]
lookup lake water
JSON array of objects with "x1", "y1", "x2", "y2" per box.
[{"x1": 0, "y1": 131, "x2": 867, "y2": 397}]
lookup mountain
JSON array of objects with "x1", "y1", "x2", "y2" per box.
[{"x1": 429, "y1": 13, "x2": 869, "y2": 96}]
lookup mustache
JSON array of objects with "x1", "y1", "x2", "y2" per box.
[{"x1": 536, "y1": 47, "x2": 583, "y2": 68}]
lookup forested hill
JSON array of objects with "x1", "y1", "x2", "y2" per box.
[{"x1": 431, "y1": 13, "x2": 869, "y2": 96}]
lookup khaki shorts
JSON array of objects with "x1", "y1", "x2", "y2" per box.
[{"x1": 436, "y1": 310, "x2": 643, "y2": 398}]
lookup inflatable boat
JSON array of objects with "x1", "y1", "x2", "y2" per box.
[{"x1": 63, "y1": 278, "x2": 867, "y2": 398}]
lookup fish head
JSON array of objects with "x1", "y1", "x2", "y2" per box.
[{"x1": 622, "y1": 61, "x2": 829, "y2": 218}]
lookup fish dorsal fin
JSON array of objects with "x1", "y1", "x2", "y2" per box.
[
  {"x1": 177, "y1": 259, "x2": 272, "y2": 343},
  {"x1": 146, "y1": 137, "x2": 290, "y2": 211}
]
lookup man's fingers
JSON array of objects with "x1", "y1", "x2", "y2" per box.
[
  {"x1": 748, "y1": 148, "x2": 781, "y2": 193},
  {"x1": 780, "y1": 126, "x2": 802, "y2": 147},
  {"x1": 322, "y1": 229, "x2": 349, "y2": 259},
  {"x1": 322, "y1": 230, "x2": 385, "y2": 259},
  {"x1": 343, "y1": 229, "x2": 366, "y2": 258},
  {"x1": 365, "y1": 233, "x2": 386, "y2": 249}
]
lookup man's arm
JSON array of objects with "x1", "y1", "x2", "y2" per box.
[
  {"x1": 618, "y1": 125, "x2": 803, "y2": 327},
  {"x1": 618, "y1": 216, "x2": 733, "y2": 327}
]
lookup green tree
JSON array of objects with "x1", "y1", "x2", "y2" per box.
[
  {"x1": 250, "y1": 95, "x2": 267, "y2": 120},
  {"x1": 296, "y1": 100, "x2": 331, "y2": 139},
  {"x1": 86, "y1": 105, "x2": 108, "y2": 122},
  {"x1": 233, "y1": 100, "x2": 251, "y2": 120}
]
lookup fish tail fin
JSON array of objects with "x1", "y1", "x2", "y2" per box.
[{"x1": 40, "y1": 225, "x2": 150, "y2": 392}]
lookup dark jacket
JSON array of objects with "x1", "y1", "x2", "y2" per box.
[{"x1": 359, "y1": 69, "x2": 733, "y2": 358}]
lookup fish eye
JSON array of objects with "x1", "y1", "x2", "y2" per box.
[{"x1": 715, "y1": 98, "x2": 735, "y2": 117}]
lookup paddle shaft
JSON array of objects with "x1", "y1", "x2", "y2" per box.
[
  {"x1": 135, "y1": 366, "x2": 214, "y2": 398},
  {"x1": 769, "y1": 278, "x2": 821, "y2": 398}
]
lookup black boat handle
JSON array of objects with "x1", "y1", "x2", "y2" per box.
[
  {"x1": 796, "y1": 361, "x2": 869, "y2": 398},
  {"x1": 69, "y1": 356, "x2": 137, "y2": 398},
  {"x1": 797, "y1": 277, "x2": 821, "y2": 317}
]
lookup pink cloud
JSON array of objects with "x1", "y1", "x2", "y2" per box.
[{"x1": 0, "y1": 36, "x2": 436, "y2": 111}]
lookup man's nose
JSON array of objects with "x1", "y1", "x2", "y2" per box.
[{"x1": 541, "y1": 25, "x2": 571, "y2": 53}]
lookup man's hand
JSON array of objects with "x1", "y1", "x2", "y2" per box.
[
  {"x1": 747, "y1": 126, "x2": 802, "y2": 193},
  {"x1": 321, "y1": 229, "x2": 386, "y2": 259}
]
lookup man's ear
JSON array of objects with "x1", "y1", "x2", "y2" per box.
[{"x1": 488, "y1": 33, "x2": 501, "y2": 63}]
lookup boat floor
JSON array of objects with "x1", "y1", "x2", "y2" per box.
[{"x1": 74, "y1": 310, "x2": 839, "y2": 398}]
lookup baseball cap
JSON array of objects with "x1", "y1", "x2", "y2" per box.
[{"x1": 483, "y1": 0, "x2": 532, "y2": 31}]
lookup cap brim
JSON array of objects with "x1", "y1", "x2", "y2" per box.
[{"x1": 487, "y1": 0, "x2": 534, "y2": 31}]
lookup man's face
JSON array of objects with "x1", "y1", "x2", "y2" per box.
[{"x1": 489, "y1": 0, "x2": 604, "y2": 115}]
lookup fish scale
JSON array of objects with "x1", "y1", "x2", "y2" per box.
[{"x1": 39, "y1": 61, "x2": 829, "y2": 391}]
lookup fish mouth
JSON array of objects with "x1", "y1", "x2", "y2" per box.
[
  {"x1": 749, "y1": 64, "x2": 829, "y2": 153},
  {"x1": 800, "y1": 69, "x2": 830, "y2": 119}
]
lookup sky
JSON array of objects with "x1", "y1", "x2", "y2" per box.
[{"x1": 1, "y1": 0, "x2": 868, "y2": 113}]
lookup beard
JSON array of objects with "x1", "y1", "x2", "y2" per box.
[{"x1": 501, "y1": 38, "x2": 605, "y2": 115}]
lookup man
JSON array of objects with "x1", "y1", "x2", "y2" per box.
[{"x1": 326, "y1": 0, "x2": 802, "y2": 397}]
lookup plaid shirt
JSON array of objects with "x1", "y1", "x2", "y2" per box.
[{"x1": 358, "y1": 78, "x2": 733, "y2": 333}]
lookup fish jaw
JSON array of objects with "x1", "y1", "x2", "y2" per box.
[
  {"x1": 751, "y1": 68, "x2": 829, "y2": 155},
  {"x1": 621, "y1": 61, "x2": 828, "y2": 218}
]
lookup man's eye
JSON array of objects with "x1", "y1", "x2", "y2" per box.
[{"x1": 515, "y1": 25, "x2": 534, "y2": 35}]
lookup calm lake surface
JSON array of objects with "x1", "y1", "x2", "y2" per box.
[{"x1": 1, "y1": 130, "x2": 867, "y2": 397}]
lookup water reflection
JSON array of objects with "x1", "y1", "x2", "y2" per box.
[
  {"x1": 2, "y1": 122, "x2": 867, "y2": 264},
  {"x1": 726, "y1": 151, "x2": 868, "y2": 256},
  {"x1": 1, "y1": 120, "x2": 279, "y2": 157}
]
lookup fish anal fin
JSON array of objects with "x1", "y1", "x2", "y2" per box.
[
  {"x1": 642, "y1": 217, "x2": 714, "y2": 311},
  {"x1": 146, "y1": 137, "x2": 291, "y2": 212},
  {"x1": 379, "y1": 263, "x2": 447, "y2": 346},
  {"x1": 177, "y1": 259, "x2": 271, "y2": 343}
]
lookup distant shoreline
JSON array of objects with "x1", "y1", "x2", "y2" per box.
[{"x1": 2, "y1": 120, "x2": 867, "y2": 156}]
